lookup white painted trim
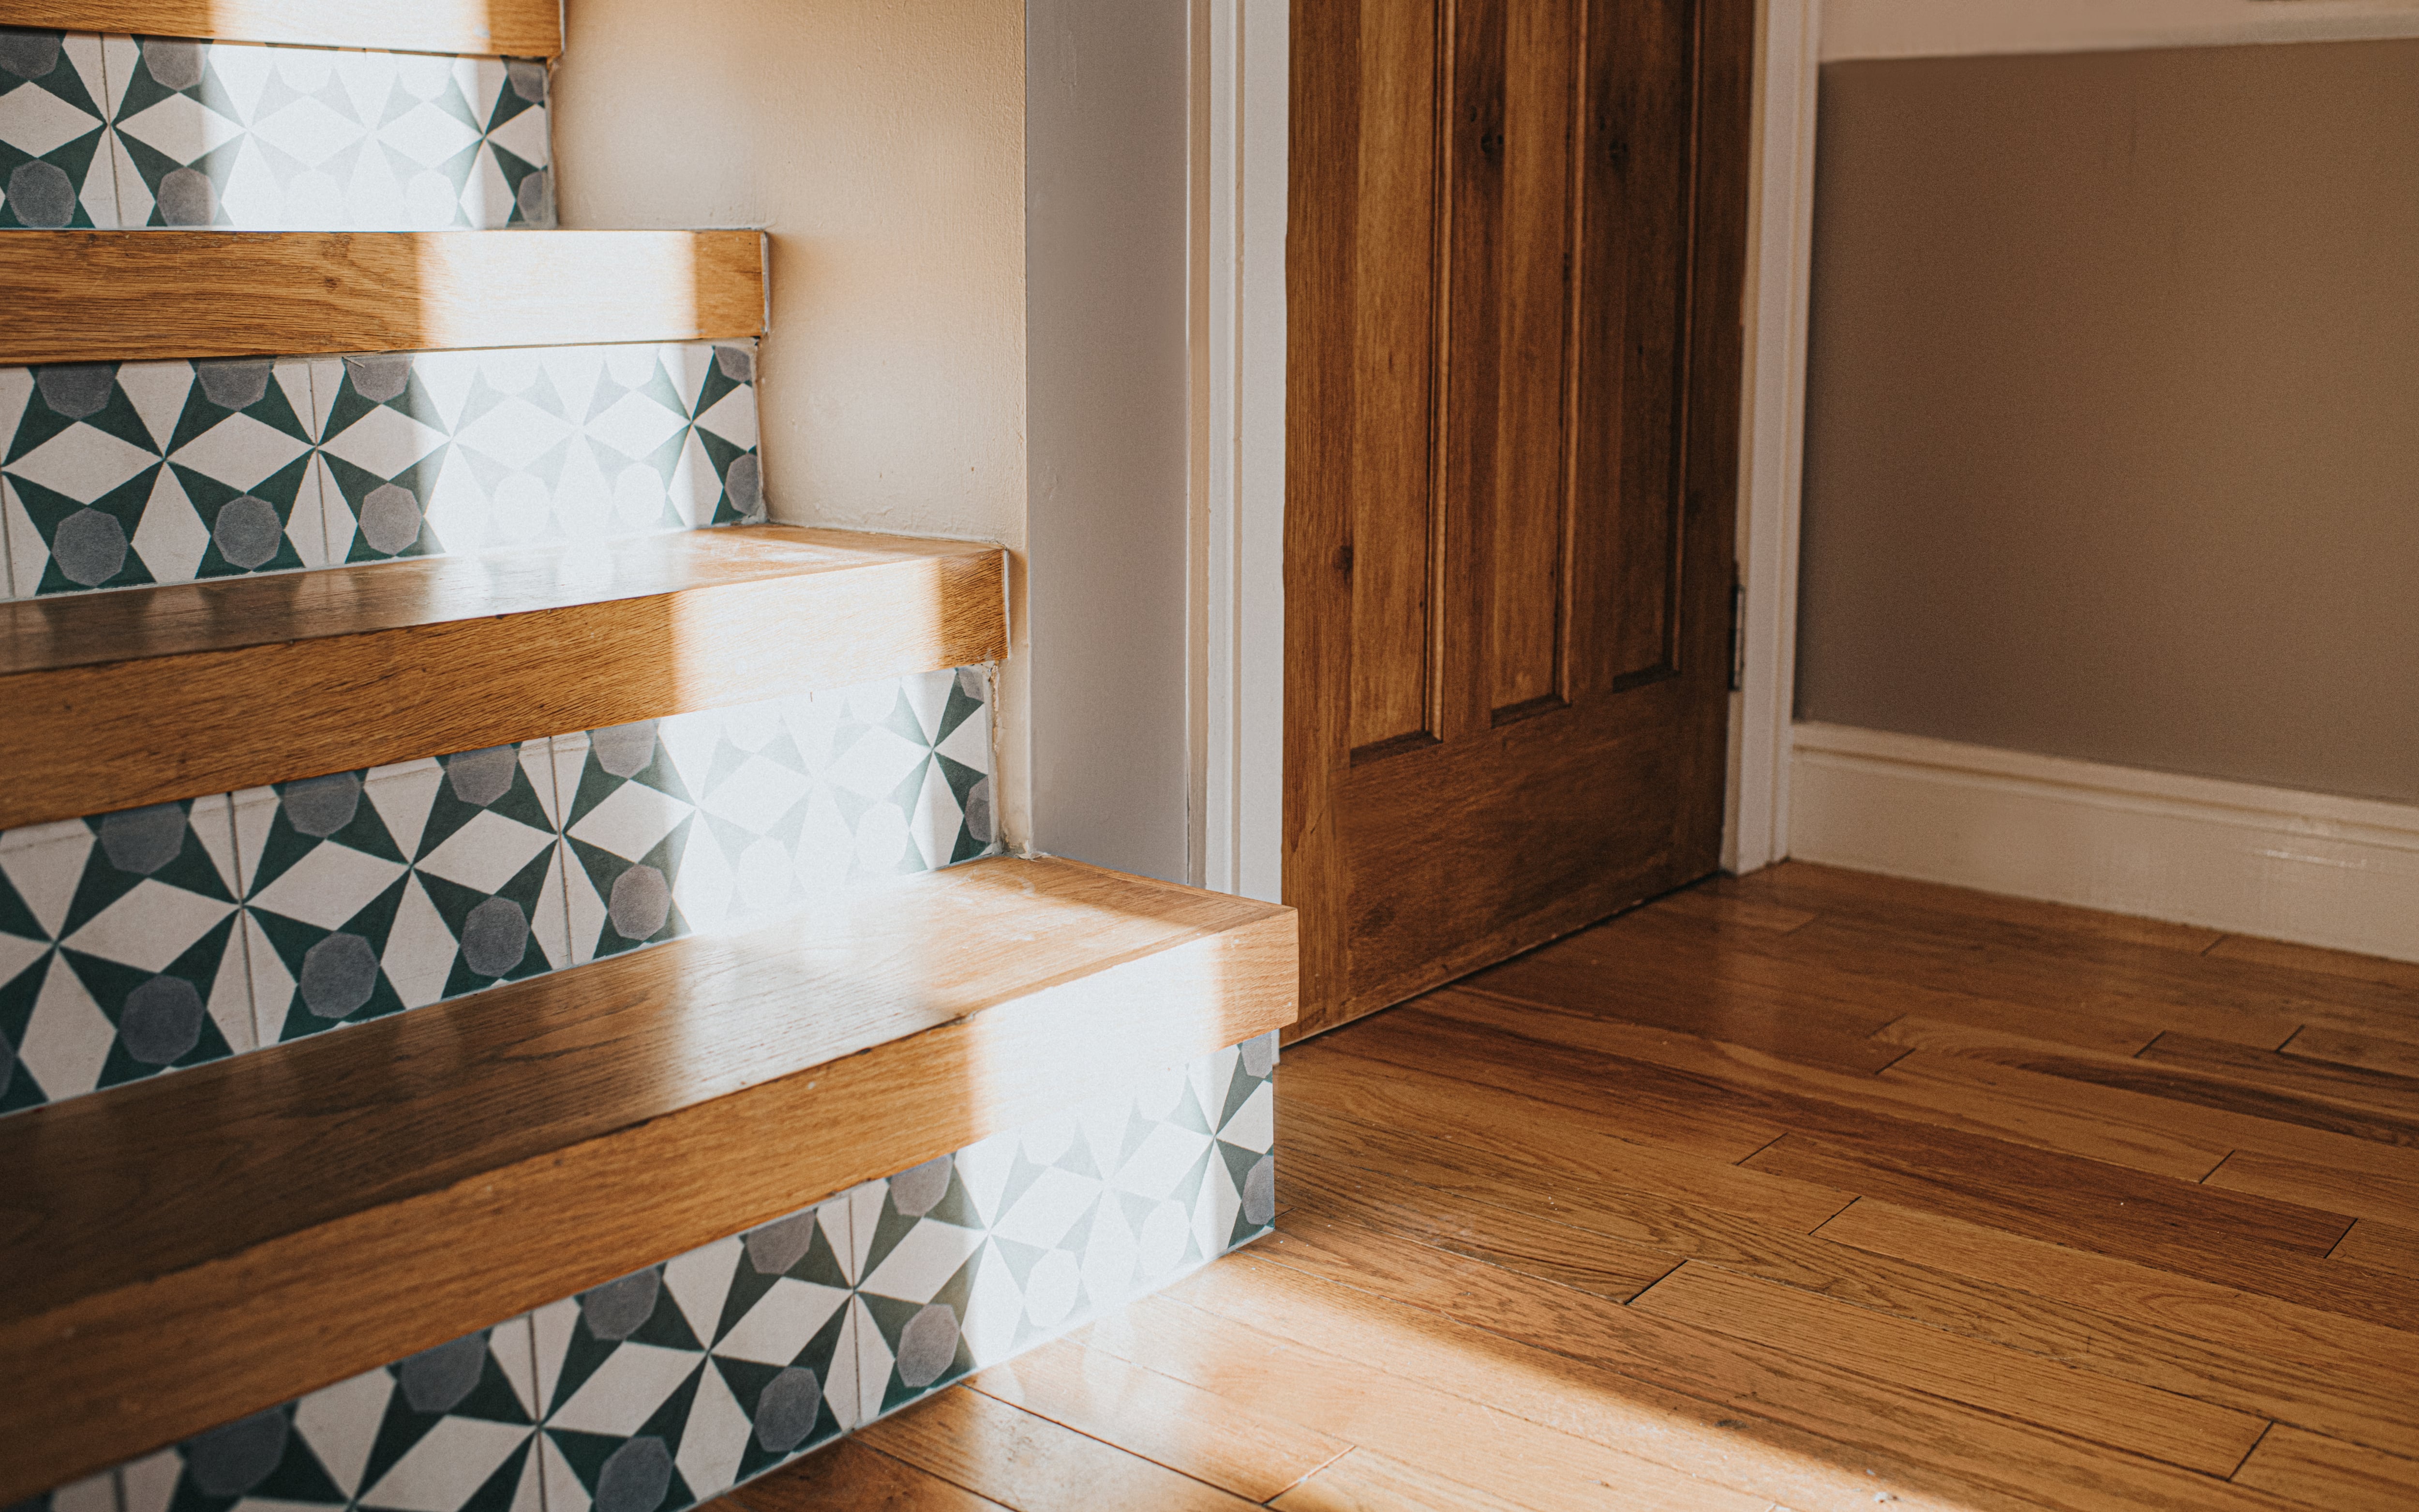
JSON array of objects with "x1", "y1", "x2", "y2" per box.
[
  {"x1": 1790, "y1": 723, "x2": 2419, "y2": 964},
  {"x1": 1190, "y1": 0, "x2": 1287, "y2": 904},
  {"x1": 1824, "y1": 0, "x2": 2419, "y2": 62},
  {"x1": 1725, "y1": 0, "x2": 1822, "y2": 875}
]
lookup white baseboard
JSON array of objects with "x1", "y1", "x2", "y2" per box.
[
  {"x1": 1823, "y1": 0, "x2": 2419, "y2": 62},
  {"x1": 1789, "y1": 723, "x2": 2419, "y2": 964}
]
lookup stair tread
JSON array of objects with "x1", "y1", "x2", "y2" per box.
[
  {"x1": 1, "y1": 230, "x2": 760, "y2": 365},
  {"x1": 0, "y1": 2, "x2": 562, "y2": 56},
  {"x1": 0, "y1": 855, "x2": 1298, "y2": 1500},
  {"x1": 0, "y1": 524, "x2": 1007, "y2": 830}
]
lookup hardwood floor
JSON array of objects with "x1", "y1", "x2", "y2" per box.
[{"x1": 720, "y1": 863, "x2": 2419, "y2": 1510}]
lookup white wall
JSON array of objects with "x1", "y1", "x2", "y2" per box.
[
  {"x1": 553, "y1": 0, "x2": 1034, "y2": 843},
  {"x1": 1025, "y1": 0, "x2": 1195, "y2": 884},
  {"x1": 1825, "y1": 0, "x2": 2419, "y2": 60}
]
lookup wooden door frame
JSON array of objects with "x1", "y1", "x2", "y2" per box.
[{"x1": 1188, "y1": 0, "x2": 1824, "y2": 899}]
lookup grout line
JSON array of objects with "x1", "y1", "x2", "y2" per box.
[
  {"x1": 2225, "y1": 1420, "x2": 2277, "y2": 1482},
  {"x1": 524, "y1": 1314, "x2": 549, "y2": 1512}
]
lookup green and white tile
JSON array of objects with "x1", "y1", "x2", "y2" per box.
[
  {"x1": 0, "y1": 797, "x2": 251, "y2": 1113},
  {"x1": 1, "y1": 358, "x2": 325, "y2": 597},
  {"x1": 98, "y1": 37, "x2": 549, "y2": 230},
  {"x1": 0, "y1": 29, "x2": 116, "y2": 228},
  {"x1": 233, "y1": 741, "x2": 567, "y2": 1044}
]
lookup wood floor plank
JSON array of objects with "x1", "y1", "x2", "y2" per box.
[
  {"x1": 1269, "y1": 1448, "x2": 1543, "y2": 1512},
  {"x1": 1287, "y1": 1138, "x2": 2419, "y2": 1461},
  {"x1": 2330, "y1": 1219, "x2": 2419, "y2": 1277},
  {"x1": 1284, "y1": 1046, "x2": 1855, "y2": 1230},
  {"x1": 1815, "y1": 1201, "x2": 2419, "y2": 1391},
  {"x1": 2206, "y1": 935, "x2": 2419, "y2": 994},
  {"x1": 1705, "y1": 897, "x2": 2419, "y2": 1048},
  {"x1": 2282, "y1": 1026, "x2": 2419, "y2": 1082},
  {"x1": 1320, "y1": 1005, "x2": 1789, "y2": 1164},
  {"x1": 1648, "y1": 885, "x2": 1819, "y2": 934},
  {"x1": 1627, "y1": 1262, "x2": 2270, "y2": 1475},
  {"x1": 1281, "y1": 1142, "x2": 1685, "y2": 1300},
  {"x1": 2231, "y1": 1425, "x2": 2419, "y2": 1512},
  {"x1": 853, "y1": 1386, "x2": 1256, "y2": 1511},
  {"x1": 1088, "y1": 1290, "x2": 1856, "y2": 1512},
  {"x1": 1598, "y1": 904, "x2": 2305, "y2": 1053},
  {"x1": 1217, "y1": 1224, "x2": 2308, "y2": 1512},
  {"x1": 2206, "y1": 1149, "x2": 2419, "y2": 1233},
  {"x1": 1874, "y1": 1010, "x2": 2162, "y2": 1061},
  {"x1": 1746, "y1": 1134, "x2": 2413, "y2": 1333},
  {"x1": 1416, "y1": 989, "x2": 2291, "y2": 1198},
  {"x1": 966, "y1": 1337, "x2": 1348, "y2": 1502},
  {"x1": 1468, "y1": 935, "x2": 1911, "y2": 1075},
  {"x1": 732, "y1": 1438, "x2": 1010, "y2": 1512},
  {"x1": 1719, "y1": 863, "x2": 2231, "y2": 956},
  {"x1": 2141, "y1": 1033, "x2": 2419, "y2": 1128}
]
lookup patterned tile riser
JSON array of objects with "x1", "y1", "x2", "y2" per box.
[
  {"x1": 12, "y1": 1035, "x2": 1281, "y2": 1512},
  {"x1": 0, "y1": 667, "x2": 1001, "y2": 1116},
  {"x1": 0, "y1": 29, "x2": 551, "y2": 230},
  {"x1": 0, "y1": 341, "x2": 763, "y2": 601}
]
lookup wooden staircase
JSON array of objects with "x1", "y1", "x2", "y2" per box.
[{"x1": 0, "y1": 5, "x2": 1294, "y2": 1506}]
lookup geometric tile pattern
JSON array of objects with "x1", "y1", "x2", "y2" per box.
[
  {"x1": 1, "y1": 343, "x2": 762, "y2": 601},
  {"x1": 0, "y1": 27, "x2": 548, "y2": 231},
  {"x1": 39, "y1": 1034, "x2": 1279, "y2": 1512},
  {"x1": 0, "y1": 667, "x2": 998, "y2": 1117},
  {"x1": 848, "y1": 1032, "x2": 1279, "y2": 1425},
  {"x1": 0, "y1": 30, "x2": 116, "y2": 229},
  {"x1": 233, "y1": 743, "x2": 569, "y2": 1045},
  {"x1": 0, "y1": 796, "x2": 251, "y2": 1113},
  {"x1": 557, "y1": 668, "x2": 997, "y2": 965},
  {"x1": 116, "y1": 1318, "x2": 545, "y2": 1512}
]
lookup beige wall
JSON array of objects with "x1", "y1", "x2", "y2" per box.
[
  {"x1": 553, "y1": 0, "x2": 1033, "y2": 840},
  {"x1": 1798, "y1": 40, "x2": 2419, "y2": 805}
]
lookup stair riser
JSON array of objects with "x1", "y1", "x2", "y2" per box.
[
  {"x1": 0, "y1": 667, "x2": 1000, "y2": 1117},
  {"x1": 11, "y1": 1034, "x2": 1282, "y2": 1510},
  {"x1": 1, "y1": 341, "x2": 762, "y2": 600},
  {"x1": 0, "y1": 31, "x2": 551, "y2": 232}
]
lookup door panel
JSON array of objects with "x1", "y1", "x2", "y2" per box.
[{"x1": 1287, "y1": 0, "x2": 1751, "y2": 1036}]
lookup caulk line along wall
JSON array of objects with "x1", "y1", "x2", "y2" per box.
[{"x1": 4, "y1": 17, "x2": 1283, "y2": 1509}]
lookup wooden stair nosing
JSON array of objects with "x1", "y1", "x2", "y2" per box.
[
  {"x1": 0, "y1": 231, "x2": 762, "y2": 367},
  {"x1": 0, "y1": 856, "x2": 1299, "y2": 1502},
  {"x1": 0, "y1": 2, "x2": 563, "y2": 57},
  {"x1": 0, "y1": 525, "x2": 1007, "y2": 831}
]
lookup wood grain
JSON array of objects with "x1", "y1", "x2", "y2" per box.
[
  {"x1": 2282, "y1": 1025, "x2": 2419, "y2": 1082},
  {"x1": 1270, "y1": 1449, "x2": 1537, "y2": 1512},
  {"x1": 2331, "y1": 1219, "x2": 2419, "y2": 1277},
  {"x1": 1628, "y1": 1262, "x2": 2269, "y2": 1475},
  {"x1": 2207, "y1": 934, "x2": 2419, "y2": 993},
  {"x1": 1283, "y1": 0, "x2": 1752, "y2": 1038},
  {"x1": 729, "y1": 1438, "x2": 1009, "y2": 1512},
  {"x1": 854, "y1": 1386, "x2": 1258, "y2": 1511},
  {"x1": 2232, "y1": 1426, "x2": 2419, "y2": 1512},
  {"x1": 0, "y1": 526, "x2": 1004, "y2": 830},
  {"x1": 2206, "y1": 1148, "x2": 2419, "y2": 1232},
  {"x1": 969, "y1": 1338, "x2": 1347, "y2": 1502},
  {"x1": 0, "y1": 231, "x2": 761, "y2": 365},
  {"x1": 0, "y1": 857, "x2": 1298, "y2": 1503},
  {"x1": 0, "y1": 2, "x2": 561, "y2": 55}
]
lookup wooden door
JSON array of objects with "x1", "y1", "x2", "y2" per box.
[{"x1": 1285, "y1": 0, "x2": 1752, "y2": 1036}]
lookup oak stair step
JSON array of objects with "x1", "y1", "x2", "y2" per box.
[
  {"x1": 0, "y1": 525, "x2": 1008, "y2": 830},
  {"x1": 0, "y1": 231, "x2": 762, "y2": 366},
  {"x1": 0, "y1": 1, "x2": 564, "y2": 56},
  {"x1": 0, "y1": 854, "x2": 1298, "y2": 1501}
]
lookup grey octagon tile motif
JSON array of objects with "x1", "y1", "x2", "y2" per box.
[{"x1": 0, "y1": 29, "x2": 116, "y2": 227}]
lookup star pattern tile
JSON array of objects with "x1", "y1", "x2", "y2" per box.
[
  {"x1": 0, "y1": 797, "x2": 252, "y2": 1112},
  {"x1": 33, "y1": 1034, "x2": 1277, "y2": 1512},
  {"x1": 0, "y1": 667, "x2": 998, "y2": 1118},
  {"x1": 233, "y1": 742, "x2": 569, "y2": 1045},
  {"x1": 0, "y1": 29, "x2": 116, "y2": 228},
  {"x1": 0, "y1": 343, "x2": 761, "y2": 601},
  {"x1": 97, "y1": 36, "x2": 551, "y2": 230}
]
